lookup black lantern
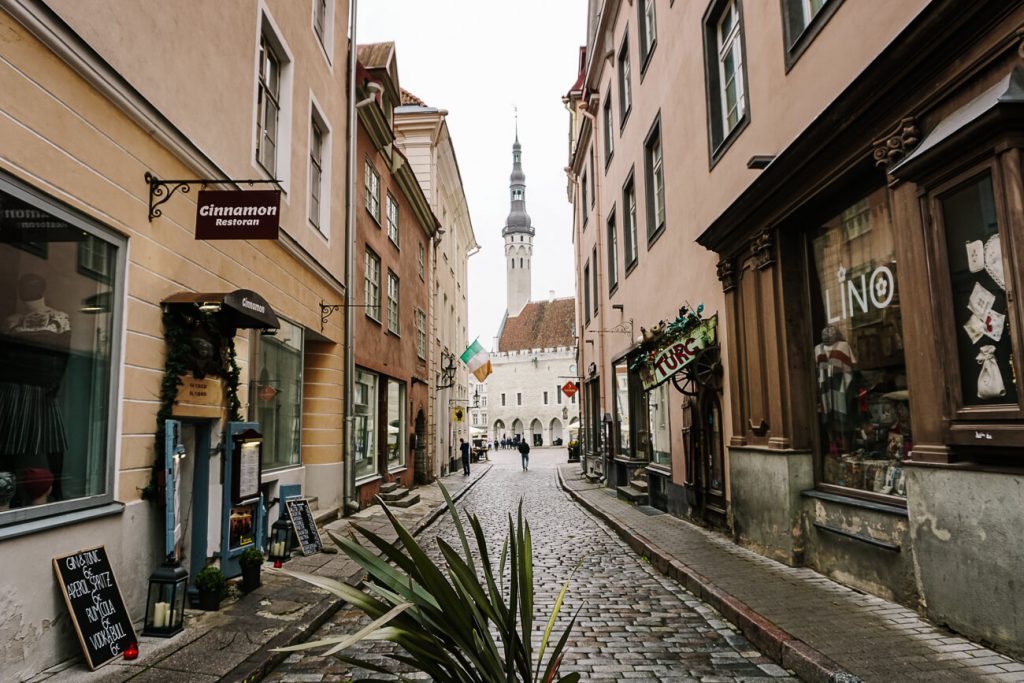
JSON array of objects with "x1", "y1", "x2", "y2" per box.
[
  {"x1": 143, "y1": 554, "x2": 188, "y2": 637},
  {"x1": 269, "y1": 515, "x2": 292, "y2": 565}
]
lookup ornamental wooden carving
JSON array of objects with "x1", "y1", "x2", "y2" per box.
[
  {"x1": 871, "y1": 117, "x2": 919, "y2": 169},
  {"x1": 751, "y1": 231, "x2": 775, "y2": 270},
  {"x1": 716, "y1": 258, "x2": 736, "y2": 292}
]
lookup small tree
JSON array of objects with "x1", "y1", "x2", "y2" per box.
[{"x1": 273, "y1": 484, "x2": 580, "y2": 682}]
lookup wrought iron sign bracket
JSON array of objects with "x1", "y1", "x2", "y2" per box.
[
  {"x1": 145, "y1": 172, "x2": 281, "y2": 222},
  {"x1": 319, "y1": 301, "x2": 343, "y2": 332},
  {"x1": 436, "y1": 350, "x2": 457, "y2": 390},
  {"x1": 591, "y1": 318, "x2": 634, "y2": 338}
]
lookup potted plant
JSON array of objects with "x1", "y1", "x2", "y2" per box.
[
  {"x1": 195, "y1": 564, "x2": 226, "y2": 611},
  {"x1": 567, "y1": 439, "x2": 580, "y2": 462},
  {"x1": 239, "y1": 546, "x2": 264, "y2": 593}
]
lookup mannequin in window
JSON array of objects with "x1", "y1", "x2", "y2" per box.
[
  {"x1": 814, "y1": 324, "x2": 855, "y2": 451},
  {"x1": 0, "y1": 471, "x2": 15, "y2": 511},
  {"x1": 0, "y1": 274, "x2": 70, "y2": 506}
]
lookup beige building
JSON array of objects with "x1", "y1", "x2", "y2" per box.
[
  {"x1": 0, "y1": 0, "x2": 349, "y2": 675},
  {"x1": 570, "y1": 0, "x2": 1024, "y2": 657},
  {"x1": 394, "y1": 94, "x2": 477, "y2": 477}
]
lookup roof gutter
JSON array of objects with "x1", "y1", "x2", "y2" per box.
[{"x1": 342, "y1": 0, "x2": 360, "y2": 515}]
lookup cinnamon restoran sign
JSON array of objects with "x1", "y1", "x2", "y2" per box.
[{"x1": 195, "y1": 190, "x2": 280, "y2": 240}]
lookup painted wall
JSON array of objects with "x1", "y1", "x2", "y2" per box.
[{"x1": 729, "y1": 448, "x2": 812, "y2": 564}]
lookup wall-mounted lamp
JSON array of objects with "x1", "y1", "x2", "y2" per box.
[
  {"x1": 197, "y1": 301, "x2": 222, "y2": 314},
  {"x1": 612, "y1": 304, "x2": 624, "y2": 312}
]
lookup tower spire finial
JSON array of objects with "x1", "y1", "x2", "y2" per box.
[{"x1": 514, "y1": 104, "x2": 519, "y2": 142}]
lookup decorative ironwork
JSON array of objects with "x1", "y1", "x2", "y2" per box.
[
  {"x1": 751, "y1": 230, "x2": 775, "y2": 270},
  {"x1": 871, "y1": 117, "x2": 919, "y2": 170},
  {"x1": 590, "y1": 318, "x2": 634, "y2": 338},
  {"x1": 319, "y1": 301, "x2": 343, "y2": 332},
  {"x1": 436, "y1": 350, "x2": 457, "y2": 390},
  {"x1": 716, "y1": 258, "x2": 736, "y2": 292},
  {"x1": 145, "y1": 172, "x2": 281, "y2": 222}
]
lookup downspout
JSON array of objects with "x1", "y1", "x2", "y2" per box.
[{"x1": 342, "y1": 0, "x2": 359, "y2": 515}]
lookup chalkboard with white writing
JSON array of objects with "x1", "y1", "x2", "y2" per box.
[
  {"x1": 286, "y1": 498, "x2": 323, "y2": 556},
  {"x1": 52, "y1": 546, "x2": 136, "y2": 670}
]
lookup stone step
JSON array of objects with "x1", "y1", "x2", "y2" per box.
[
  {"x1": 617, "y1": 485, "x2": 648, "y2": 504},
  {"x1": 305, "y1": 495, "x2": 319, "y2": 511},
  {"x1": 379, "y1": 488, "x2": 410, "y2": 503},
  {"x1": 630, "y1": 479, "x2": 649, "y2": 493},
  {"x1": 388, "y1": 493, "x2": 420, "y2": 508},
  {"x1": 379, "y1": 481, "x2": 401, "y2": 494}
]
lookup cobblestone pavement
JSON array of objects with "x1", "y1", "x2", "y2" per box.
[{"x1": 265, "y1": 448, "x2": 798, "y2": 682}]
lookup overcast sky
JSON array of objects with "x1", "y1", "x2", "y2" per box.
[{"x1": 359, "y1": 0, "x2": 585, "y2": 351}]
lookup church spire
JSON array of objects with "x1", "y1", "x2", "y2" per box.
[
  {"x1": 503, "y1": 128, "x2": 533, "y2": 237},
  {"x1": 504, "y1": 129, "x2": 533, "y2": 317}
]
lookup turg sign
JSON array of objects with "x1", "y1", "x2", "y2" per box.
[{"x1": 195, "y1": 190, "x2": 281, "y2": 240}]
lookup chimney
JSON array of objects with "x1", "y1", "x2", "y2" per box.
[{"x1": 549, "y1": 289, "x2": 555, "y2": 302}]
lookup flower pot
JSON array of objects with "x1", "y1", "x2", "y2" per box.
[
  {"x1": 197, "y1": 588, "x2": 221, "y2": 611},
  {"x1": 241, "y1": 564, "x2": 261, "y2": 593}
]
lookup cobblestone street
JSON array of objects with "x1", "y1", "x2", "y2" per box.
[{"x1": 265, "y1": 448, "x2": 796, "y2": 682}]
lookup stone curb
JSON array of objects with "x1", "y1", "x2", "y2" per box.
[
  {"x1": 224, "y1": 465, "x2": 493, "y2": 682},
  {"x1": 556, "y1": 467, "x2": 861, "y2": 683}
]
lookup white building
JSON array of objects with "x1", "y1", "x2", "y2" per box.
[{"x1": 485, "y1": 135, "x2": 577, "y2": 447}]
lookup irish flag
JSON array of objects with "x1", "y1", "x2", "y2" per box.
[{"x1": 460, "y1": 339, "x2": 493, "y2": 382}]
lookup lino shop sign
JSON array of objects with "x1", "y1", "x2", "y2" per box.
[{"x1": 824, "y1": 264, "x2": 896, "y2": 324}]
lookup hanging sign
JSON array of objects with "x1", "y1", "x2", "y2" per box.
[
  {"x1": 52, "y1": 547, "x2": 137, "y2": 670},
  {"x1": 286, "y1": 499, "x2": 324, "y2": 556},
  {"x1": 561, "y1": 381, "x2": 578, "y2": 399},
  {"x1": 638, "y1": 314, "x2": 718, "y2": 391},
  {"x1": 195, "y1": 190, "x2": 280, "y2": 240}
]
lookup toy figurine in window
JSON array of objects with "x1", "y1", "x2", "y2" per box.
[
  {"x1": 0, "y1": 471, "x2": 15, "y2": 511},
  {"x1": 0, "y1": 274, "x2": 71, "y2": 506},
  {"x1": 815, "y1": 325, "x2": 855, "y2": 449}
]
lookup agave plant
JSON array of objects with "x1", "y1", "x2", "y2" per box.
[{"x1": 272, "y1": 483, "x2": 581, "y2": 682}]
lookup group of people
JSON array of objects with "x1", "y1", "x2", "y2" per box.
[{"x1": 459, "y1": 435, "x2": 530, "y2": 474}]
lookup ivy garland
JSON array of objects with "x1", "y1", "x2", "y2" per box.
[
  {"x1": 143, "y1": 307, "x2": 242, "y2": 501},
  {"x1": 630, "y1": 303, "x2": 707, "y2": 371}
]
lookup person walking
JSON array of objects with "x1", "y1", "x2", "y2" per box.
[
  {"x1": 459, "y1": 438, "x2": 471, "y2": 476},
  {"x1": 518, "y1": 439, "x2": 530, "y2": 471}
]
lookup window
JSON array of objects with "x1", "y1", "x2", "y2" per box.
[
  {"x1": 618, "y1": 36, "x2": 632, "y2": 124},
  {"x1": 0, "y1": 176, "x2": 125, "y2": 523},
  {"x1": 417, "y1": 242, "x2": 425, "y2": 279},
  {"x1": 353, "y1": 368, "x2": 378, "y2": 479},
  {"x1": 638, "y1": 0, "x2": 657, "y2": 69},
  {"x1": 607, "y1": 208, "x2": 619, "y2": 291},
  {"x1": 623, "y1": 173, "x2": 638, "y2": 269},
  {"x1": 704, "y1": 0, "x2": 749, "y2": 157},
  {"x1": 364, "y1": 160, "x2": 380, "y2": 223},
  {"x1": 581, "y1": 170, "x2": 589, "y2": 226},
  {"x1": 364, "y1": 249, "x2": 380, "y2": 320},
  {"x1": 512, "y1": 188, "x2": 524, "y2": 201},
  {"x1": 387, "y1": 270, "x2": 400, "y2": 334},
  {"x1": 416, "y1": 309, "x2": 426, "y2": 359},
  {"x1": 807, "y1": 187, "x2": 909, "y2": 499},
  {"x1": 251, "y1": 317, "x2": 304, "y2": 470},
  {"x1": 592, "y1": 247, "x2": 599, "y2": 315},
  {"x1": 309, "y1": 119, "x2": 324, "y2": 230},
  {"x1": 603, "y1": 95, "x2": 614, "y2": 164},
  {"x1": 501, "y1": 393, "x2": 506, "y2": 407},
  {"x1": 781, "y1": 0, "x2": 840, "y2": 66},
  {"x1": 544, "y1": 391, "x2": 549, "y2": 405},
  {"x1": 589, "y1": 156, "x2": 596, "y2": 207},
  {"x1": 648, "y1": 382, "x2": 671, "y2": 466},
  {"x1": 386, "y1": 379, "x2": 406, "y2": 470},
  {"x1": 313, "y1": 0, "x2": 327, "y2": 45},
  {"x1": 517, "y1": 393, "x2": 522, "y2": 405},
  {"x1": 557, "y1": 385, "x2": 563, "y2": 404},
  {"x1": 614, "y1": 360, "x2": 631, "y2": 456},
  {"x1": 644, "y1": 118, "x2": 665, "y2": 241},
  {"x1": 386, "y1": 193, "x2": 399, "y2": 246},
  {"x1": 256, "y1": 33, "x2": 282, "y2": 175},
  {"x1": 584, "y1": 262, "x2": 591, "y2": 325}
]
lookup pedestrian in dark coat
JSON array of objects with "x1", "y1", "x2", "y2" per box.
[
  {"x1": 459, "y1": 438, "x2": 470, "y2": 476},
  {"x1": 518, "y1": 439, "x2": 530, "y2": 471}
]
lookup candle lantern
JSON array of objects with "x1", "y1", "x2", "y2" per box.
[
  {"x1": 142, "y1": 554, "x2": 188, "y2": 637},
  {"x1": 268, "y1": 515, "x2": 291, "y2": 565}
]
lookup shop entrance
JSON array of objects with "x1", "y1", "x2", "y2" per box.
[{"x1": 674, "y1": 346, "x2": 727, "y2": 528}]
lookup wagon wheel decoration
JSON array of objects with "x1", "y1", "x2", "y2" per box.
[{"x1": 671, "y1": 345, "x2": 722, "y2": 396}]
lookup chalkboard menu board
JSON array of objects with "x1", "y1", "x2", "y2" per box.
[
  {"x1": 52, "y1": 546, "x2": 137, "y2": 670},
  {"x1": 286, "y1": 499, "x2": 323, "y2": 556}
]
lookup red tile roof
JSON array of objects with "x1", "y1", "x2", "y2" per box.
[
  {"x1": 400, "y1": 88, "x2": 427, "y2": 106},
  {"x1": 498, "y1": 298, "x2": 576, "y2": 352}
]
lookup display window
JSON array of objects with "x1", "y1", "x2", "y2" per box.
[
  {"x1": 0, "y1": 177, "x2": 124, "y2": 522},
  {"x1": 386, "y1": 379, "x2": 406, "y2": 470},
  {"x1": 807, "y1": 187, "x2": 910, "y2": 499},
  {"x1": 250, "y1": 318, "x2": 303, "y2": 470},
  {"x1": 647, "y1": 382, "x2": 671, "y2": 467},
  {"x1": 354, "y1": 368, "x2": 378, "y2": 479},
  {"x1": 613, "y1": 360, "x2": 631, "y2": 456}
]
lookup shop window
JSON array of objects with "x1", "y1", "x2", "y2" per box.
[
  {"x1": 251, "y1": 318, "x2": 303, "y2": 470},
  {"x1": 386, "y1": 379, "x2": 406, "y2": 471},
  {"x1": 648, "y1": 382, "x2": 672, "y2": 467},
  {"x1": 353, "y1": 368, "x2": 378, "y2": 479},
  {"x1": 613, "y1": 360, "x2": 631, "y2": 456},
  {"x1": 0, "y1": 177, "x2": 124, "y2": 522},
  {"x1": 807, "y1": 187, "x2": 909, "y2": 499}
]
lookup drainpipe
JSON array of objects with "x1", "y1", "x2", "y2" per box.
[{"x1": 342, "y1": 0, "x2": 360, "y2": 515}]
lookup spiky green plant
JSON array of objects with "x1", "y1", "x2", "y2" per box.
[{"x1": 272, "y1": 483, "x2": 581, "y2": 683}]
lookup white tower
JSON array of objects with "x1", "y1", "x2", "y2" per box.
[{"x1": 503, "y1": 133, "x2": 534, "y2": 317}]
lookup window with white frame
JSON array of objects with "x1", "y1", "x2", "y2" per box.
[
  {"x1": 782, "y1": 0, "x2": 835, "y2": 56},
  {"x1": 592, "y1": 246, "x2": 599, "y2": 314},
  {"x1": 704, "y1": 0, "x2": 748, "y2": 156},
  {"x1": 623, "y1": 172, "x2": 638, "y2": 268},
  {"x1": 256, "y1": 33, "x2": 282, "y2": 175},
  {"x1": 618, "y1": 36, "x2": 632, "y2": 123},
  {"x1": 417, "y1": 242, "x2": 425, "y2": 279},
  {"x1": 386, "y1": 193, "x2": 399, "y2": 246},
  {"x1": 644, "y1": 118, "x2": 665, "y2": 240},
  {"x1": 365, "y1": 248, "x2": 380, "y2": 320},
  {"x1": 386, "y1": 379, "x2": 406, "y2": 470},
  {"x1": 584, "y1": 261, "x2": 591, "y2": 325},
  {"x1": 581, "y1": 169, "x2": 589, "y2": 225},
  {"x1": 607, "y1": 208, "x2": 619, "y2": 290},
  {"x1": 364, "y1": 160, "x2": 380, "y2": 223},
  {"x1": 313, "y1": 0, "x2": 327, "y2": 45},
  {"x1": 309, "y1": 118, "x2": 324, "y2": 230},
  {"x1": 416, "y1": 308, "x2": 426, "y2": 359},
  {"x1": 353, "y1": 368, "x2": 378, "y2": 479},
  {"x1": 603, "y1": 95, "x2": 614, "y2": 164},
  {"x1": 638, "y1": 0, "x2": 657, "y2": 67},
  {"x1": 387, "y1": 270, "x2": 400, "y2": 334}
]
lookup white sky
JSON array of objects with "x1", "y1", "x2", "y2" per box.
[{"x1": 358, "y1": 0, "x2": 585, "y2": 351}]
